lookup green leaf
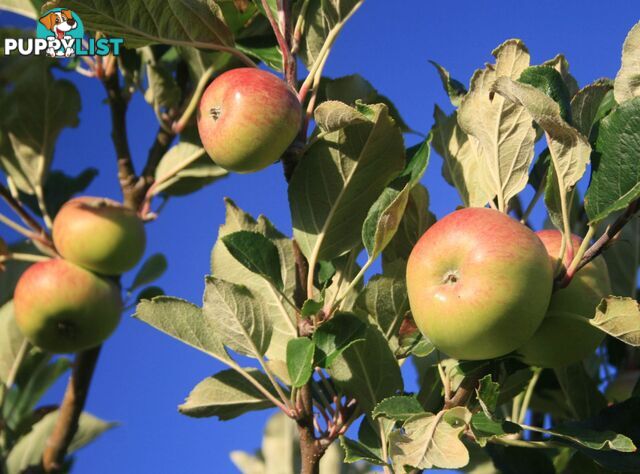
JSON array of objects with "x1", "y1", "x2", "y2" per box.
[
  {"x1": 329, "y1": 323, "x2": 402, "y2": 412},
  {"x1": 0, "y1": 61, "x2": 81, "y2": 192},
  {"x1": 496, "y1": 368, "x2": 533, "y2": 406},
  {"x1": 179, "y1": 368, "x2": 276, "y2": 420},
  {"x1": 355, "y1": 274, "x2": 409, "y2": 349},
  {"x1": 6, "y1": 410, "x2": 114, "y2": 474},
  {"x1": 143, "y1": 48, "x2": 180, "y2": 123},
  {"x1": 320, "y1": 74, "x2": 411, "y2": 132},
  {"x1": 476, "y1": 374, "x2": 500, "y2": 414},
  {"x1": 538, "y1": 425, "x2": 635, "y2": 452},
  {"x1": 286, "y1": 338, "x2": 315, "y2": 388},
  {"x1": 300, "y1": 298, "x2": 323, "y2": 318},
  {"x1": 236, "y1": 35, "x2": 283, "y2": 71},
  {"x1": 289, "y1": 102, "x2": 405, "y2": 263},
  {"x1": 153, "y1": 141, "x2": 227, "y2": 196},
  {"x1": 429, "y1": 60, "x2": 467, "y2": 107},
  {"x1": 0, "y1": 301, "x2": 25, "y2": 385},
  {"x1": 458, "y1": 39, "x2": 535, "y2": 211},
  {"x1": 414, "y1": 365, "x2": 443, "y2": 413},
  {"x1": 203, "y1": 277, "x2": 271, "y2": 359},
  {"x1": 389, "y1": 410, "x2": 470, "y2": 470},
  {"x1": 49, "y1": 0, "x2": 234, "y2": 49},
  {"x1": 589, "y1": 296, "x2": 640, "y2": 346},
  {"x1": 542, "y1": 54, "x2": 580, "y2": 98},
  {"x1": 5, "y1": 357, "x2": 70, "y2": 430},
  {"x1": 491, "y1": 76, "x2": 591, "y2": 226},
  {"x1": 555, "y1": 363, "x2": 607, "y2": 420},
  {"x1": 470, "y1": 412, "x2": 521, "y2": 446},
  {"x1": 614, "y1": 21, "x2": 640, "y2": 104},
  {"x1": 135, "y1": 286, "x2": 165, "y2": 303},
  {"x1": 585, "y1": 97, "x2": 640, "y2": 224},
  {"x1": 222, "y1": 231, "x2": 283, "y2": 290},
  {"x1": 134, "y1": 296, "x2": 230, "y2": 362},
  {"x1": 129, "y1": 253, "x2": 167, "y2": 291},
  {"x1": 518, "y1": 65, "x2": 572, "y2": 122},
  {"x1": 362, "y1": 136, "x2": 431, "y2": 260},
  {"x1": 211, "y1": 199, "x2": 296, "y2": 362},
  {"x1": 571, "y1": 80, "x2": 614, "y2": 138},
  {"x1": 312, "y1": 312, "x2": 367, "y2": 368},
  {"x1": 602, "y1": 216, "x2": 640, "y2": 297},
  {"x1": 339, "y1": 435, "x2": 386, "y2": 465},
  {"x1": 312, "y1": 100, "x2": 369, "y2": 133},
  {"x1": 487, "y1": 444, "x2": 556, "y2": 474},
  {"x1": 382, "y1": 184, "x2": 435, "y2": 272},
  {"x1": 372, "y1": 396, "x2": 424, "y2": 422}
]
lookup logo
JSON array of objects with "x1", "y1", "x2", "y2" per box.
[{"x1": 3, "y1": 8, "x2": 123, "y2": 58}]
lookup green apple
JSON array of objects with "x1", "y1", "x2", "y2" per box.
[
  {"x1": 518, "y1": 230, "x2": 610, "y2": 368},
  {"x1": 196, "y1": 68, "x2": 302, "y2": 173},
  {"x1": 406, "y1": 208, "x2": 553, "y2": 360},
  {"x1": 53, "y1": 196, "x2": 146, "y2": 275},
  {"x1": 605, "y1": 370, "x2": 640, "y2": 403},
  {"x1": 14, "y1": 259, "x2": 122, "y2": 353}
]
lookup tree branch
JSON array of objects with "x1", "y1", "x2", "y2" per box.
[
  {"x1": 443, "y1": 374, "x2": 480, "y2": 410},
  {"x1": 42, "y1": 346, "x2": 101, "y2": 473},
  {"x1": 101, "y1": 71, "x2": 138, "y2": 209},
  {"x1": 295, "y1": 384, "x2": 323, "y2": 474},
  {"x1": 0, "y1": 183, "x2": 48, "y2": 236},
  {"x1": 575, "y1": 197, "x2": 640, "y2": 273}
]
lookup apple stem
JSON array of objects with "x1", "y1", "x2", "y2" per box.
[{"x1": 559, "y1": 225, "x2": 596, "y2": 288}]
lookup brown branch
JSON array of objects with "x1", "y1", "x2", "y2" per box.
[
  {"x1": 101, "y1": 71, "x2": 138, "y2": 209},
  {"x1": 0, "y1": 183, "x2": 47, "y2": 236},
  {"x1": 295, "y1": 384, "x2": 323, "y2": 474},
  {"x1": 42, "y1": 346, "x2": 101, "y2": 473},
  {"x1": 443, "y1": 374, "x2": 481, "y2": 410},
  {"x1": 575, "y1": 197, "x2": 640, "y2": 273}
]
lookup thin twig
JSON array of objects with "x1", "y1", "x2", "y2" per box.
[{"x1": 0, "y1": 182, "x2": 48, "y2": 235}]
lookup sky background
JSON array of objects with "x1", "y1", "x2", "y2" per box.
[{"x1": 0, "y1": 1, "x2": 638, "y2": 472}]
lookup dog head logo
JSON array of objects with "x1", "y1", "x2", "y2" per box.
[{"x1": 36, "y1": 8, "x2": 84, "y2": 57}]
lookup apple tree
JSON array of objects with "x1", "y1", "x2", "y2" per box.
[{"x1": 1, "y1": 1, "x2": 640, "y2": 474}]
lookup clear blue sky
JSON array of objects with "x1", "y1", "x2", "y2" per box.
[{"x1": 1, "y1": 1, "x2": 638, "y2": 472}]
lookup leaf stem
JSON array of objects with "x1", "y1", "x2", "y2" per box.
[
  {"x1": 517, "y1": 367, "x2": 542, "y2": 425},
  {"x1": 378, "y1": 418, "x2": 391, "y2": 473},
  {"x1": 0, "y1": 182, "x2": 48, "y2": 236},
  {"x1": 332, "y1": 256, "x2": 373, "y2": 312},
  {"x1": 0, "y1": 212, "x2": 38, "y2": 239},
  {"x1": 171, "y1": 65, "x2": 216, "y2": 134},
  {"x1": 227, "y1": 359, "x2": 290, "y2": 413},
  {"x1": 0, "y1": 340, "x2": 30, "y2": 410},
  {"x1": 560, "y1": 225, "x2": 595, "y2": 287},
  {"x1": 437, "y1": 358, "x2": 451, "y2": 403},
  {"x1": 257, "y1": 357, "x2": 294, "y2": 413},
  {"x1": 262, "y1": 0, "x2": 291, "y2": 77},
  {"x1": 0, "y1": 252, "x2": 51, "y2": 264}
]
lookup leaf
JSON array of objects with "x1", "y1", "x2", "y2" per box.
[
  {"x1": 203, "y1": 277, "x2": 271, "y2": 359},
  {"x1": 476, "y1": 374, "x2": 500, "y2": 414},
  {"x1": 372, "y1": 396, "x2": 424, "y2": 422},
  {"x1": 179, "y1": 368, "x2": 275, "y2": 420},
  {"x1": 0, "y1": 301, "x2": 24, "y2": 385},
  {"x1": 320, "y1": 74, "x2": 411, "y2": 132},
  {"x1": 457, "y1": 39, "x2": 536, "y2": 210},
  {"x1": 496, "y1": 368, "x2": 533, "y2": 406},
  {"x1": 153, "y1": 141, "x2": 227, "y2": 196},
  {"x1": 235, "y1": 35, "x2": 283, "y2": 71},
  {"x1": 6, "y1": 411, "x2": 114, "y2": 474},
  {"x1": 602, "y1": 216, "x2": 640, "y2": 297},
  {"x1": 143, "y1": 48, "x2": 180, "y2": 121},
  {"x1": 355, "y1": 274, "x2": 408, "y2": 349},
  {"x1": 555, "y1": 363, "x2": 607, "y2": 420},
  {"x1": 312, "y1": 312, "x2": 367, "y2": 368},
  {"x1": 362, "y1": 136, "x2": 431, "y2": 260},
  {"x1": 542, "y1": 54, "x2": 580, "y2": 98},
  {"x1": 470, "y1": 412, "x2": 521, "y2": 446},
  {"x1": 312, "y1": 100, "x2": 369, "y2": 132},
  {"x1": 339, "y1": 436, "x2": 386, "y2": 465},
  {"x1": 429, "y1": 60, "x2": 467, "y2": 107},
  {"x1": 518, "y1": 65, "x2": 572, "y2": 122},
  {"x1": 0, "y1": 61, "x2": 81, "y2": 192},
  {"x1": 261, "y1": 411, "x2": 299, "y2": 474},
  {"x1": 614, "y1": 21, "x2": 640, "y2": 104},
  {"x1": 49, "y1": 0, "x2": 234, "y2": 49},
  {"x1": 295, "y1": 0, "x2": 363, "y2": 69},
  {"x1": 0, "y1": 0, "x2": 39, "y2": 19},
  {"x1": 585, "y1": 97, "x2": 640, "y2": 224},
  {"x1": 222, "y1": 231, "x2": 284, "y2": 290},
  {"x1": 491, "y1": 76, "x2": 591, "y2": 224},
  {"x1": 328, "y1": 323, "x2": 402, "y2": 412},
  {"x1": 571, "y1": 80, "x2": 614, "y2": 138},
  {"x1": 589, "y1": 296, "x2": 640, "y2": 346},
  {"x1": 381, "y1": 184, "x2": 435, "y2": 272},
  {"x1": 128, "y1": 253, "x2": 167, "y2": 291},
  {"x1": 289, "y1": 102, "x2": 405, "y2": 263},
  {"x1": 487, "y1": 444, "x2": 556, "y2": 474},
  {"x1": 538, "y1": 425, "x2": 635, "y2": 452},
  {"x1": 133, "y1": 296, "x2": 230, "y2": 362},
  {"x1": 229, "y1": 451, "x2": 265, "y2": 474},
  {"x1": 211, "y1": 200, "x2": 296, "y2": 361},
  {"x1": 432, "y1": 106, "x2": 490, "y2": 207},
  {"x1": 135, "y1": 286, "x2": 164, "y2": 303},
  {"x1": 286, "y1": 337, "x2": 315, "y2": 388},
  {"x1": 389, "y1": 410, "x2": 470, "y2": 470}
]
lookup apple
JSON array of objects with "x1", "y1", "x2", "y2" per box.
[
  {"x1": 53, "y1": 196, "x2": 146, "y2": 276},
  {"x1": 13, "y1": 259, "x2": 122, "y2": 353},
  {"x1": 406, "y1": 208, "x2": 553, "y2": 361},
  {"x1": 196, "y1": 68, "x2": 302, "y2": 173},
  {"x1": 517, "y1": 230, "x2": 610, "y2": 368},
  {"x1": 605, "y1": 370, "x2": 640, "y2": 403}
]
